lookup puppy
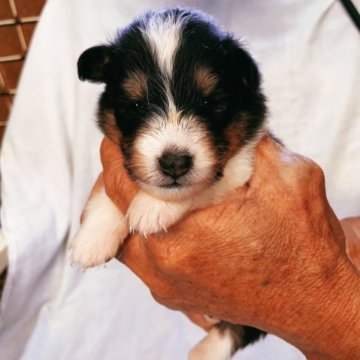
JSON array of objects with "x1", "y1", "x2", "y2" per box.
[{"x1": 73, "y1": 8, "x2": 267, "y2": 360}]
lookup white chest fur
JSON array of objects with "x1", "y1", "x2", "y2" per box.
[{"x1": 72, "y1": 137, "x2": 259, "y2": 267}]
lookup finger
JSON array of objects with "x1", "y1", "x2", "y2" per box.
[
  {"x1": 246, "y1": 135, "x2": 288, "y2": 189},
  {"x1": 255, "y1": 135, "x2": 315, "y2": 173},
  {"x1": 118, "y1": 233, "x2": 155, "y2": 283},
  {"x1": 184, "y1": 312, "x2": 216, "y2": 331},
  {"x1": 254, "y1": 134, "x2": 284, "y2": 165},
  {"x1": 119, "y1": 233, "x2": 185, "y2": 306},
  {"x1": 100, "y1": 137, "x2": 139, "y2": 212},
  {"x1": 252, "y1": 135, "x2": 324, "y2": 196},
  {"x1": 151, "y1": 291, "x2": 212, "y2": 315}
]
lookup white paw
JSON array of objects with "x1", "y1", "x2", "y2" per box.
[
  {"x1": 189, "y1": 327, "x2": 234, "y2": 360},
  {"x1": 126, "y1": 191, "x2": 190, "y2": 237},
  {"x1": 71, "y1": 189, "x2": 128, "y2": 268}
]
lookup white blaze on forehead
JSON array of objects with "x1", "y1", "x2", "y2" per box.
[{"x1": 142, "y1": 12, "x2": 184, "y2": 76}]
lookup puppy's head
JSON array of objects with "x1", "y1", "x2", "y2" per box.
[{"x1": 78, "y1": 8, "x2": 266, "y2": 201}]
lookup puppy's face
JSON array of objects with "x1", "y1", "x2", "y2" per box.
[{"x1": 78, "y1": 8, "x2": 266, "y2": 200}]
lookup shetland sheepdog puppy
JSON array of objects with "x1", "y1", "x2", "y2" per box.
[{"x1": 73, "y1": 8, "x2": 268, "y2": 359}]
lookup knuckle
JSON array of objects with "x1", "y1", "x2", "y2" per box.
[
  {"x1": 309, "y1": 162, "x2": 325, "y2": 184},
  {"x1": 151, "y1": 291, "x2": 192, "y2": 312},
  {"x1": 301, "y1": 158, "x2": 324, "y2": 180},
  {"x1": 150, "y1": 282, "x2": 170, "y2": 301},
  {"x1": 151, "y1": 291, "x2": 164, "y2": 304},
  {"x1": 293, "y1": 157, "x2": 325, "y2": 193}
]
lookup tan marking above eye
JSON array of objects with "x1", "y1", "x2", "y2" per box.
[
  {"x1": 195, "y1": 66, "x2": 218, "y2": 96},
  {"x1": 122, "y1": 71, "x2": 148, "y2": 100}
]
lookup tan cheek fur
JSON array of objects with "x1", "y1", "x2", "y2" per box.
[
  {"x1": 131, "y1": 149, "x2": 151, "y2": 181},
  {"x1": 98, "y1": 111, "x2": 122, "y2": 144},
  {"x1": 99, "y1": 110, "x2": 244, "y2": 191},
  {"x1": 221, "y1": 121, "x2": 246, "y2": 166},
  {"x1": 200, "y1": 132, "x2": 219, "y2": 178}
]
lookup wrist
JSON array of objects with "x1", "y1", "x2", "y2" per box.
[{"x1": 293, "y1": 257, "x2": 360, "y2": 359}]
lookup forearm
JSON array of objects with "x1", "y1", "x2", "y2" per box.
[{"x1": 275, "y1": 257, "x2": 360, "y2": 359}]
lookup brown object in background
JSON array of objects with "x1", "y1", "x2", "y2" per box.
[
  {"x1": 0, "y1": 1, "x2": 13, "y2": 19},
  {"x1": 21, "y1": 22, "x2": 37, "y2": 46},
  {"x1": 0, "y1": 0, "x2": 46, "y2": 144},
  {"x1": 0, "y1": 0, "x2": 46, "y2": 297},
  {"x1": 1, "y1": 60, "x2": 23, "y2": 89},
  {"x1": 0, "y1": 25, "x2": 24, "y2": 57},
  {"x1": 16, "y1": 0, "x2": 46, "y2": 18}
]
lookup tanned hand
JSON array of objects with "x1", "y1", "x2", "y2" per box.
[{"x1": 90, "y1": 136, "x2": 360, "y2": 360}]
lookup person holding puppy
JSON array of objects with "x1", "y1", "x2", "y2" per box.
[
  {"x1": 93, "y1": 135, "x2": 360, "y2": 360},
  {"x1": 1, "y1": 1, "x2": 359, "y2": 359}
]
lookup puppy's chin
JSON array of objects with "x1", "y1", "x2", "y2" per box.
[{"x1": 139, "y1": 181, "x2": 207, "y2": 202}]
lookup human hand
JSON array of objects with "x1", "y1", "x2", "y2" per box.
[{"x1": 100, "y1": 136, "x2": 360, "y2": 359}]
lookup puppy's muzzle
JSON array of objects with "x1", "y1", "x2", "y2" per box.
[{"x1": 158, "y1": 151, "x2": 193, "y2": 180}]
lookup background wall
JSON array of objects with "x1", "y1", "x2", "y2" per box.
[{"x1": 0, "y1": 0, "x2": 46, "y2": 143}]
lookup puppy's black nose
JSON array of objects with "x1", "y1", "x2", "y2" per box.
[{"x1": 158, "y1": 152, "x2": 193, "y2": 179}]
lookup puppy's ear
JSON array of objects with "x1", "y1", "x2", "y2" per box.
[
  {"x1": 222, "y1": 38, "x2": 260, "y2": 92},
  {"x1": 77, "y1": 45, "x2": 113, "y2": 83}
]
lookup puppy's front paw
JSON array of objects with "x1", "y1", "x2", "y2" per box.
[
  {"x1": 71, "y1": 189, "x2": 128, "y2": 268},
  {"x1": 72, "y1": 221, "x2": 127, "y2": 268},
  {"x1": 127, "y1": 191, "x2": 190, "y2": 237}
]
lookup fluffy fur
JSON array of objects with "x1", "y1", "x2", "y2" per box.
[{"x1": 73, "y1": 8, "x2": 268, "y2": 359}]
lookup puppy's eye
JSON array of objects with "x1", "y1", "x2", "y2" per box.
[
  {"x1": 132, "y1": 101, "x2": 145, "y2": 110},
  {"x1": 200, "y1": 99, "x2": 210, "y2": 108}
]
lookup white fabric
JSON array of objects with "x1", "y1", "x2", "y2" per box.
[{"x1": 0, "y1": 0, "x2": 359, "y2": 359}]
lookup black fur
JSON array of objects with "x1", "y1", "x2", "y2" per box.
[
  {"x1": 217, "y1": 322, "x2": 266, "y2": 350},
  {"x1": 78, "y1": 8, "x2": 266, "y2": 177},
  {"x1": 78, "y1": 7, "x2": 268, "y2": 357},
  {"x1": 242, "y1": 326, "x2": 267, "y2": 347},
  {"x1": 78, "y1": 45, "x2": 112, "y2": 83}
]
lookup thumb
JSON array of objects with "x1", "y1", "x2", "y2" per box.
[{"x1": 100, "y1": 136, "x2": 139, "y2": 212}]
